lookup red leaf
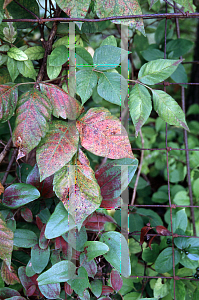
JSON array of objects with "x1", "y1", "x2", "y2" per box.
[
  {"x1": 0, "y1": 85, "x2": 18, "y2": 123},
  {"x1": 18, "y1": 267, "x2": 41, "y2": 297},
  {"x1": 36, "y1": 216, "x2": 43, "y2": 230},
  {"x1": 64, "y1": 282, "x2": 73, "y2": 295},
  {"x1": 101, "y1": 285, "x2": 114, "y2": 295},
  {"x1": 21, "y1": 207, "x2": 33, "y2": 222},
  {"x1": 12, "y1": 89, "x2": 52, "y2": 159},
  {"x1": 37, "y1": 120, "x2": 79, "y2": 181},
  {"x1": 83, "y1": 212, "x2": 116, "y2": 225},
  {"x1": 100, "y1": 197, "x2": 121, "y2": 209},
  {"x1": 148, "y1": 235, "x2": 157, "y2": 250},
  {"x1": 1, "y1": 261, "x2": 20, "y2": 285},
  {"x1": 26, "y1": 164, "x2": 54, "y2": 198},
  {"x1": 110, "y1": 269, "x2": 123, "y2": 292},
  {"x1": 139, "y1": 225, "x2": 152, "y2": 246},
  {"x1": 156, "y1": 225, "x2": 171, "y2": 236},
  {"x1": 76, "y1": 107, "x2": 134, "y2": 159},
  {"x1": 39, "y1": 83, "x2": 84, "y2": 120},
  {"x1": 55, "y1": 236, "x2": 62, "y2": 250},
  {"x1": 84, "y1": 221, "x2": 105, "y2": 231},
  {"x1": 27, "y1": 284, "x2": 37, "y2": 297},
  {"x1": 39, "y1": 225, "x2": 50, "y2": 249}
]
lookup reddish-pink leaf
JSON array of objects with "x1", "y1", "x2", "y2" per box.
[
  {"x1": 36, "y1": 216, "x2": 43, "y2": 230},
  {"x1": 64, "y1": 282, "x2": 73, "y2": 295},
  {"x1": 53, "y1": 149, "x2": 102, "y2": 229},
  {"x1": 83, "y1": 212, "x2": 116, "y2": 225},
  {"x1": 84, "y1": 221, "x2": 105, "y2": 231},
  {"x1": 12, "y1": 89, "x2": 52, "y2": 159},
  {"x1": 39, "y1": 225, "x2": 50, "y2": 250},
  {"x1": 55, "y1": 236, "x2": 62, "y2": 250},
  {"x1": 139, "y1": 225, "x2": 152, "y2": 246},
  {"x1": 110, "y1": 269, "x2": 123, "y2": 292},
  {"x1": 39, "y1": 83, "x2": 84, "y2": 120},
  {"x1": 37, "y1": 120, "x2": 79, "y2": 181},
  {"x1": 26, "y1": 164, "x2": 54, "y2": 198},
  {"x1": 1, "y1": 261, "x2": 20, "y2": 285},
  {"x1": 76, "y1": 107, "x2": 134, "y2": 159},
  {"x1": 155, "y1": 225, "x2": 171, "y2": 236},
  {"x1": 80, "y1": 253, "x2": 97, "y2": 278},
  {"x1": 38, "y1": 283, "x2": 61, "y2": 299},
  {"x1": 21, "y1": 207, "x2": 33, "y2": 222},
  {"x1": 72, "y1": 249, "x2": 81, "y2": 261},
  {"x1": 18, "y1": 267, "x2": 41, "y2": 297},
  {"x1": 0, "y1": 212, "x2": 13, "y2": 269},
  {"x1": 0, "y1": 85, "x2": 18, "y2": 123},
  {"x1": 101, "y1": 285, "x2": 114, "y2": 295},
  {"x1": 26, "y1": 285, "x2": 37, "y2": 297},
  {"x1": 0, "y1": 288, "x2": 20, "y2": 298}
]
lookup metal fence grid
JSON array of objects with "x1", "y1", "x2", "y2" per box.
[{"x1": 2, "y1": 1, "x2": 199, "y2": 299}]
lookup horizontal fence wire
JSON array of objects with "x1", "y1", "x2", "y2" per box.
[{"x1": 1, "y1": 1, "x2": 199, "y2": 299}]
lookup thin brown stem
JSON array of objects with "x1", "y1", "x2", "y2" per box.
[
  {"x1": 2, "y1": 148, "x2": 18, "y2": 185},
  {"x1": 0, "y1": 138, "x2": 13, "y2": 165}
]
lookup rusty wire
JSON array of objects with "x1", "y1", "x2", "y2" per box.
[{"x1": 1, "y1": 1, "x2": 199, "y2": 299}]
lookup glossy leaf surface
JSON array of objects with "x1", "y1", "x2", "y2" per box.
[
  {"x1": 7, "y1": 47, "x2": 28, "y2": 61},
  {"x1": 155, "y1": 248, "x2": 181, "y2": 273},
  {"x1": 84, "y1": 241, "x2": 109, "y2": 261},
  {"x1": 53, "y1": 149, "x2": 102, "y2": 229},
  {"x1": 37, "y1": 120, "x2": 79, "y2": 181},
  {"x1": 2, "y1": 183, "x2": 40, "y2": 208},
  {"x1": 100, "y1": 232, "x2": 131, "y2": 277},
  {"x1": 31, "y1": 244, "x2": 50, "y2": 273},
  {"x1": 37, "y1": 260, "x2": 76, "y2": 285},
  {"x1": 40, "y1": 83, "x2": 83, "y2": 120},
  {"x1": 76, "y1": 107, "x2": 134, "y2": 159},
  {"x1": 49, "y1": 45, "x2": 68, "y2": 66},
  {"x1": 12, "y1": 89, "x2": 52, "y2": 159},
  {"x1": 76, "y1": 70, "x2": 98, "y2": 105},
  {"x1": 0, "y1": 84, "x2": 18, "y2": 123},
  {"x1": 0, "y1": 212, "x2": 13, "y2": 268}
]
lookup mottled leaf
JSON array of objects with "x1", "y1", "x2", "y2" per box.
[
  {"x1": 0, "y1": 288, "x2": 20, "y2": 298},
  {"x1": 53, "y1": 149, "x2": 102, "y2": 229},
  {"x1": 76, "y1": 70, "x2": 98, "y2": 105},
  {"x1": 101, "y1": 285, "x2": 114, "y2": 295},
  {"x1": 138, "y1": 59, "x2": 183, "y2": 85},
  {"x1": 152, "y1": 89, "x2": 189, "y2": 131},
  {"x1": 1, "y1": 261, "x2": 20, "y2": 285},
  {"x1": 37, "y1": 120, "x2": 79, "y2": 181},
  {"x1": 94, "y1": 0, "x2": 145, "y2": 35},
  {"x1": 18, "y1": 267, "x2": 40, "y2": 297},
  {"x1": 31, "y1": 244, "x2": 50, "y2": 274},
  {"x1": 80, "y1": 253, "x2": 97, "y2": 278},
  {"x1": 110, "y1": 269, "x2": 123, "y2": 292},
  {"x1": 38, "y1": 283, "x2": 61, "y2": 299},
  {"x1": 129, "y1": 84, "x2": 152, "y2": 137},
  {"x1": 97, "y1": 72, "x2": 128, "y2": 107},
  {"x1": 70, "y1": 267, "x2": 90, "y2": 297},
  {"x1": 55, "y1": 0, "x2": 91, "y2": 19},
  {"x1": 0, "y1": 212, "x2": 13, "y2": 268},
  {"x1": 64, "y1": 282, "x2": 73, "y2": 295},
  {"x1": 39, "y1": 83, "x2": 83, "y2": 120},
  {"x1": 12, "y1": 89, "x2": 52, "y2": 159},
  {"x1": 0, "y1": 84, "x2": 18, "y2": 123},
  {"x1": 37, "y1": 260, "x2": 76, "y2": 285},
  {"x1": 20, "y1": 207, "x2": 33, "y2": 222},
  {"x1": 39, "y1": 225, "x2": 49, "y2": 249},
  {"x1": 93, "y1": 45, "x2": 129, "y2": 71},
  {"x1": 76, "y1": 107, "x2": 134, "y2": 159},
  {"x1": 2, "y1": 183, "x2": 40, "y2": 208},
  {"x1": 7, "y1": 47, "x2": 28, "y2": 61},
  {"x1": 26, "y1": 164, "x2": 54, "y2": 199}
]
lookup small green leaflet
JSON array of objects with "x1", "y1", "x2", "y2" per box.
[
  {"x1": 129, "y1": 84, "x2": 152, "y2": 137},
  {"x1": 152, "y1": 89, "x2": 189, "y2": 131},
  {"x1": 155, "y1": 247, "x2": 180, "y2": 273},
  {"x1": 55, "y1": 0, "x2": 91, "y2": 19},
  {"x1": 24, "y1": 46, "x2": 45, "y2": 60},
  {"x1": 7, "y1": 57, "x2": 19, "y2": 82},
  {"x1": 7, "y1": 47, "x2": 28, "y2": 61},
  {"x1": 138, "y1": 59, "x2": 183, "y2": 85},
  {"x1": 76, "y1": 70, "x2": 98, "y2": 105},
  {"x1": 49, "y1": 45, "x2": 68, "y2": 67},
  {"x1": 17, "y1": 60, "x2": 36, "y2": 80}
]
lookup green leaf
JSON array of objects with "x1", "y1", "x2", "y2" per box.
[
  {"x1": 37, "y1": 120, "x2": 79, "y2": 181},
  {"x1": 49, "y1": 45, "x2": 68, "y2": 67},
  {"x1": 141, "y1": 49, "x2": 164, "y2": 61},
  {"x1": 129, "y1": 84, "x2": 152, "y2": 137},
  {"x1": 31, "y1": 244, "x2": 50, "y2": 273},
  {"x1": 138, "y1": 59, "x2": 182, "y2": 85},
  {"x1": 100, "y1": 232, "x2": 131, "y2": 277},
  {"x1": 170, "y1": 279, "x2": 186, "y2": 300},
  {"x1": 14, "y1": 229, "x2": 37, "y2": 248},
  {"x1": 0, "y1": 84, "x2": 18, "y2": 123},
  {"x1": 79, "y1": 253, "x2": 97, "y2": 278},
  {"x1": 63, "y1": 226, "x2": 87, "y2": 251},
  {"x1": 173, "y1": 191, "x2": 189, "y2": 205},
  {"x1": 94, "y1": 0, "x2": 145, "y2": 35},
  {"x1": 154, "y1": 278, "x2": 169, "y2": 298},
  {"x1": 53, "y1": 149, "x2": 102, "y2": 229},
  {"x1": 38, "y1": 283, "x2": 61, "y2": 299},
  {"x1": 0, "y1": 54, "x2": 7, "y2": 66},
  {"x1": 75, "y1": 46, "x2": 93, "y2": 69},
  {"x1": 84, "y1": 241, "x2": 109, "y2": 261},
  {"x1": 76, "y1": 70, "x2": 98, "y2": 104},
  {"x1": 7, "y1": 48, "x2": 28, "y2": 61},
  {"x1": 101, "y1": 35, "x2": 117, "y2": 47},
  {"x1": 166, "y1": 39, "x2": 194, "y2": 58},
  {"x1": 47, "y1": 56, "x2": 62, "y2": 80},
  {"x1": 70, "y1": 267, "x2": 90, "y2": 297},
  {"x1": 97, "y1": 72, "x2": 128, "y2": 107},
  {"x1": 172, "y1": 1, "x2": 195, "y2": 13},
  {"x1": 45, "y1": 202, "x2": 76, "y2": 239},
  {"x1": 90, "y1": 280, "x2": 102, "y2": 298},
  {"x1": 2, "y1": 183, "x2": 40, "y2": 208},
  {"x1": 55, "y1": 0, "x2": 91, "y2": 19},
  {"x1": 93, "y1": 45, "x2": 129, "y2": 71},
  {"x1": 0, "y1": 212, "x2": 13, "y2": 268},
  {"x1": 136, "y1": 208, "x2": 163, "y2": 226},
  {"x1": 17, "y1": 60, "x2": 36, "y2": 80},
  {"x1": 123, "y1": 292, "x2": 141, "y2": 300},
  {"x1": 12, "y1": 89, "x2": 52, "y2": 159},
  {"x1": 37, "y1": 260, "x2": 76, "y2": 285},
  {"x1": 24, "y1": 46, "x2": 45, "y2": 60},
  {"x1": 170, "y1": 64, "x2": 188, "y2": 86},
  {"x1": 155, "y1": 247, "x2": 180, "y2": 273},
  {"x1": 152, "y1": 89, "x2": 189, "y2": 131},
  {"x1": 193, "y1": 178, "x2": 199, "y2": 197},
  {"x1": 26, "y1": 259, "x2": 36, "y2": 277},
  {"x1": 142, "y1": 244, "x2": 159, "y2": 263},
  {"x1": 7, "y1": 57, "x2": 19, "y2": 82},
  {"x1": 172, "y1": 209, "x2": 188, "y2": 233}
]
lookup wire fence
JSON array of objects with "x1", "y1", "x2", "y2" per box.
[{"x1": 1, "y1": 1, "x2": 199, "y2": 299}]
